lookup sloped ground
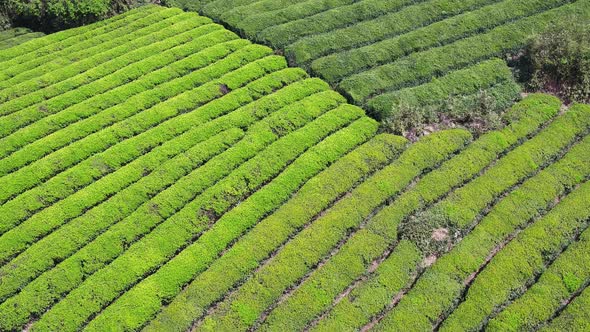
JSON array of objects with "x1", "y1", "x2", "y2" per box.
[
  {"x1": 0, "y1": 28, "x2": 44, "y2": 50},
  {"x1": 172, "y1": 0, "x2": 588, "y2": 121},
  {"x1": 0, "y1": 5, "x2": 588, "y2": 332}
]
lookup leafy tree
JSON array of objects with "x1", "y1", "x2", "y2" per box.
[{"x1": 0, "y1": 0, "x2": 146, "y2": 32}]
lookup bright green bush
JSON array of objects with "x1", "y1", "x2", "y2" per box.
[
  {"x1": 0, "y1": 126, "x2": 240, "y2": 279},
  {"x1": 0, "y1": 69, "x2": 317, "y2": 257},
  {"x1": 0, "y1": 8, "x2": 184, "y2": 86},
  {"x1": 433, "y1": 104, "x2": 590, "y2": 229},
  {"x1": 0, "y1": 75, "x2": 331, "y2": 331},
  {"x1": 307, "y1": 94, "x2": 559, "y2": 332},
  {"x1": 33, "y1": 102, "x2": 368, "y2": 332},
  {"x1": 0, "y1": 53, "x2": 284, "y2": 205},
  {"x1": 440, "y1": 177, "x2": 590, "y2": 331},
  {"x1": 0, "y1": 36, "x2": 251, "y2": 168},
  {"x1": 374, "y1": 106, "x2": 590, "y2": 331},
  {"x1": 0, "y1": 68, "x2": 310, "y2": 237},
  {"x1": 488, "y1": 226, "x2": 590, "y2": 331},
  {"x1": 0, "y1": 25, "x2": 239, "y2": 153},
  {"x1": 0, "y1": 27, "x2": 29, "y2": 40},
  {"x1": 89, "y1": 115, "x2": 384, "y2": 332},
  {"x1": 0, "y1": 5, "x2": 159, "y2": 63},
  {"x1": 526, "y1": 16, "x2": 590, "y2": 103},
  {"x1": 145, "y1": 133, "x2": 407, "y2": 331},
  {"x1": 2, "y1": 5, "x2": 589, "y2": 331},
  {"x1": 311, "y1": 0, "x2": 567, "y2": 83},
  {"x1": 540, "y1": 285, "x2": 590, "y2": 331},
  {"x1": 0, "y1": 8, "x2": 193, "y2": 103},
  {"x1": 313, "y1": 240, "x2": 421, "y2": 332},
  {"x1": 199, "y1": 129, "x2": 471, "y2": 331}
]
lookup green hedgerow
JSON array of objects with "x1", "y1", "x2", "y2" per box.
[{"x1": 1, "y1": 0, "x2": 147, "y2": 32}]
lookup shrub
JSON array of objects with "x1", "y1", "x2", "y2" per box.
[
  {"x1": 443, "y1": 87, "x2": 513, "y2": 133},
  {"x1": 524, "y1": 16, "x2": 590, "y2": 103},
  {"x1": 382, "y1": 82, "x2": 521, "y2": 137},
  {"x1": 488, "y1": 231, "x2": 590, "y2": 331},
  {"x1": 0, "y1": 0, "x2": 147, "y2": 32}
]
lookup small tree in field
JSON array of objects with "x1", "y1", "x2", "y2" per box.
[{"x1": 525, "y1": 17, "x2": 590, "y2": 103}]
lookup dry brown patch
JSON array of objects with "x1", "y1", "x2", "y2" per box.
[
  {"x1": 422, "y1": 254, "x2": 437, "y2": 268},
  {"x1": 431, "y1": 228, "x2": 449, "y2": 241}
]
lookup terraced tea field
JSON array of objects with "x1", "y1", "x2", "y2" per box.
[
  {"x1": 175, "y1": 0, "x2": 589, "y2": 119},
  {"x1": 0, "y1": 4, "x2": 589, "y2": 332},
  {"x1": 0, "y1": 28, "x2": 43, "y2": 50}
]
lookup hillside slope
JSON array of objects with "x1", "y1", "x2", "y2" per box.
[
  {"x1": 0, "y1": 28, "x2": 43, "y2": 50},
  {"x1": 0, "y1": 5, "x2": 589, "y2": 332},
  {"x1": 171, "y1": 0, "x2": 588, "y2": 121}
]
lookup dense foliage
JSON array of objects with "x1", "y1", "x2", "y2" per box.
[
  {"x1": 0, "y1": 27, "x2": 43, "y2": 49},
  {"x1": 0, "y1": 0, "x2": 144, "y2": 32},
  {"x1": 168, "y1": 0, "x2": 589, "y2": 133},
  {"x1": 381, "y1": 59, "x2": 522, "y2": 136},
  {"x1": 525, "y1": 17, "x2": 590, "y2": 103}
]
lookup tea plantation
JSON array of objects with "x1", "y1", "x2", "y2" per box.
[
  {"x1": 171, "y1": 0, "x2": 588, "y2": 120},
  {"x1": 0, "y1": 28, "x2": 43, "y2": 50},
  {"x1": 0, "y1": 3, "x2": 588, "y2": 332}
]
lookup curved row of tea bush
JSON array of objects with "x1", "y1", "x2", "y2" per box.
[
  {"x1": 0, "y1": 6, "x2": 176, "y2": 86},
  {"x1": 282, "y1": 93, "x2": 560, "y2": 332},
  {"x1": 0, "y1": 83, "x2": 346, "y2": 330},
  {"x1": 372, "y1": 105, "x2": 590, "y2": 331},
  {"x1": 0, "y1": 27, "x2": 34, "y2": 42},
  {"x1": 193, "y1": 129, "x2": 471, "y2": 332},
  {"x1": 341, "y1": 1, "x2": 588, "y2": 103},
  {"x1": 0, "y1": 7, "x2": 388, "y2": 330},
  {"x1": 0, "y1": 68, "x2": 312, "y2": 237},
  {"x1": 183, "y1": 96, "x2": 587, "y2": 330},
  {"x1": 249, "y1": 97, "x2": 586, "y2": 332},
  {"x1": 87, "y1": 123, "x2": 400, "y2": 332},
  {"x1": 169, "y1": 0, "x2": 588, "y2": 128},
  {"x1": 0, "y1": 6, "x2": 156, "y2": 63},
  {"x1": 0, "y1": 17, "x2": 226, "y2": 125},
  {"x1": 0, "y1": 53, "x2": 286, "y2": 207},
  {"x1": 0, "y1": 38, "x2": 257, "y2": 163},
  {"x1": 0, "y1": 28, "x2": 43, "y2": 50},
  {"x1": 440, "y1": 177, "x2": 590, "y2": 331},
  {"x1": 541, "y1": 285, "x2": 590, "y2": 331},
  {"x1": 486, "y1": 224, "x2": 590, "y2": 331},
  {"x1": 137, "y1": 93, "x2": 588, "y2": 332},
  {"x1": 171, "y1": 97, "x2": 588, "y2": 332},
  {"x1": 30, "y1": 105, "x2": 372, "y2": 332},
  {"x1": 369, "y1": 58, "x2": 521, "y2": 120},
  {"x1": 308, "y1": 0, "x2": 569, "y2": 82}
]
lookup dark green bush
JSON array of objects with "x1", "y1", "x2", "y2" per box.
[
  {"x1": 525, "y1": 16, "x2": 590, "y2": 103},
  {"x1": 0, "y1": 0, "x2": 146, "y2": 32},
  {"x1": 399, "y1": 209, "x2": 458, "y2": 257},
  {"x1": 0, "y1": 11, "x2": 9, "y2": 29}
]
